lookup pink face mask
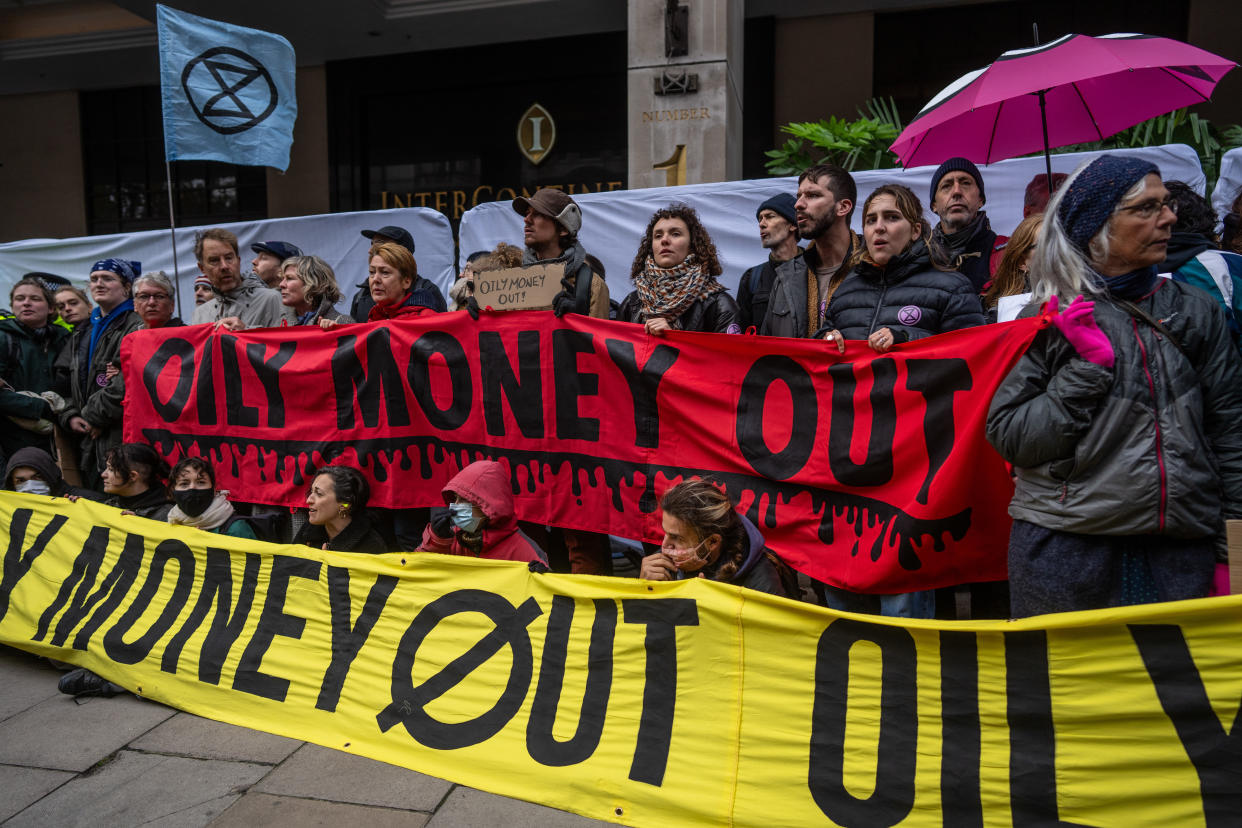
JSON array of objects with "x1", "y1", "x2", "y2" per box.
[{"x1": 664, "y1": 538, "x2": 709, "y2": 569}]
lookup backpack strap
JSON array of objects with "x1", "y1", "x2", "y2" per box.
[
  {"x1": 573, "y1": 262, "x2": 594, "y2": 315},
  {"x1": 1113, "y1": 297, "x2": 1192, "y2": 363}
]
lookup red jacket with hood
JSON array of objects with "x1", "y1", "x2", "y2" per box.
[{"x1": 419, "y1": 460, "x2": 546, "y2": 564}]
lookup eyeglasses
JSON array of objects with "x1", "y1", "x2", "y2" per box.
[
  {"x1": 1116, "y1": 197, "x2": 1178, "y2": 220},
  {"x1": 134, "y1": 292, "x2": 171, "y2": 303}
]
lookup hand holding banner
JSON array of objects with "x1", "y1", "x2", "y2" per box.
[{"x1": 157, "y1": 4, "x2": 297, "y2": 171}]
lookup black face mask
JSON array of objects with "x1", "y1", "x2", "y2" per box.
[{"x1": 172, "y1": 487, "x2": 214, "y2": 518}]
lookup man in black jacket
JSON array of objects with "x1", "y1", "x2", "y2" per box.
[
  {"x1": 927, "y1": 157, "x2": 1007, "y2": 293},
  {"x1": 736, "y1": 192, "x2": 801, "y2": 332}
]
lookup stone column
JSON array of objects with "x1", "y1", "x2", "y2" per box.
[{"x1": 627, "y1": 0, "x2": 743, "y2": 189}]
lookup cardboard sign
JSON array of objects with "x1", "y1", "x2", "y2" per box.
[{"x1": 472, "y1": 263, "x2": 564, "y2": 310}]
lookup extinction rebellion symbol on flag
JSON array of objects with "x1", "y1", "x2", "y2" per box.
[{"x1": 180, "y1": 46, "x2": 278, "y2": 135}]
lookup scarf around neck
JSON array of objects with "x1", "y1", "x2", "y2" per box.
[
  {"x1": 168, "y1": 491, "x2": 236, "y2": 531},
  {"x1": 931, "y1": 211, "x2": 991, "y2": 269},
  {"x1": 86, "y1": 299, "x2": 133, "y2": 379},
  {"x1": 633, "y1": 254, "x2": 725, "y2": 326},
  {"x1": 1097, "y1": 265, "x2": 1160, "y2": 301}
]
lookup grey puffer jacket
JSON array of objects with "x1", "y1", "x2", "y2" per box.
[
  {"x1": 816, "y1": 239, "x2": 985, "y2": 341},
  {"x1": 986, "y1": 278, "x2": 1242, "y2": 538}
]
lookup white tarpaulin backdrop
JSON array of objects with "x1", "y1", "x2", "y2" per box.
[
  {"x1": 0, "y1": 207, "x2": 455, "y2": 318},
  {"x1": 1212, "y1": 147, "x2": 1241, "y2": 228},
  {"x1": 0, "y1": 145, "x2": 1208, "y2": 316},
  {"x1": 460, "y1": 143, "x2": 1205, "y2": 302}
]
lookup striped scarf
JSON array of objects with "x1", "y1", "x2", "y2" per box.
[{"x1": 633, "y1": 254, "x2": 725, "y2": 327}]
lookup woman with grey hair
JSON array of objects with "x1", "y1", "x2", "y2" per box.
[
  {"x1": 278, "y1": 255, "x2": 350, "y2": 325},
  {"x1": 132, "y1": 271, "x2": 183, "y2": 329},
  {"x1": 986, "y1": 154, "x2": 1242, "y2": 616}
]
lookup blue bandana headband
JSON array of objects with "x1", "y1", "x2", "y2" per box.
[
  {"x1": 1057, "y1": 155, "x2": 1159, "y2": 253},
  {"x1": 90, "y1": 258, "x2": 141, "y2": 283}
]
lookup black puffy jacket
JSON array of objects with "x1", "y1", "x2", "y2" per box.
[
  {"x1": 817, "y1": 239, "x2": 985, "y2": 342},
  {"x1": 617, "y1": 290, "x2": 742, "y2": 334},
  {"x1": 986, "y1": 279, "x2": 1242, "y2": 539}
]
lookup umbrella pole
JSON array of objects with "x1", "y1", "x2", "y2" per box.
[{"x1": 1038, "y1": 89, "x2": 1054, "y2": 185}]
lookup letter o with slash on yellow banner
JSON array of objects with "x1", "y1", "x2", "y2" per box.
[{"x1": 1, "y1": 491, "x2": 1239, "y2": 827}]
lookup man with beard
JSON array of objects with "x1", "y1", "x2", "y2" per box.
[
  {"x1": 926, "y1": 158, "x2": 1008, "y2": 293},
  {"x1": 736, "y1": 193, "x2": 802, "y2": 332},
  {"x1": 760, "y1": 164, "x2": 858, "y2": 338}
]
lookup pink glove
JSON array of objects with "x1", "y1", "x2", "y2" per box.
[{"x1": 1047, "y1": 295, "x2": 1114, "y2": 368}]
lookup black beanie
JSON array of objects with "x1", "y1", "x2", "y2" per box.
[
  {"x1": 930, "y1": 157, "x2": 985, "y2": 205},
  {"x1": 756, "y1": 192, "x2": 797, "y2": 226}
]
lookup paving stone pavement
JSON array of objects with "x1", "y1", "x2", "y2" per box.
[{"x1": 0, "y1": 645, "x2": 610, "y2": 827}]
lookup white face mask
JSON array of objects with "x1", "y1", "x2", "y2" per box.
[{"x1": 16, "y1": 479, "x2": 51, "y2": 496}]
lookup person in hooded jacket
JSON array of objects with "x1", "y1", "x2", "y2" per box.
[
  {"x1": 618, "y1": 203, "x2": 741, "y2": 335},
  {"x1": 166, "y1": 457, "x2": 257, "y2": 540},
  {"x1": 419, "y1": 460, "x2": 547, "y2": 565},
  {"x1": 1, "y1": 277, "x2": 69, "y2": 460},
  {"x1": 101, "y1": 444, "x2": 172, "y2": 521},
  {"x1": 295, "y1": 465, "x2": 387, "y2": 554},
  {"x1": 818, "y1": 184, "x2": 985, "y2": 354},
  {"x1": 639, "y1": 479, "x2": 795, "y2": 598},
  {"x1": 3, "y1": 446, "x2": 104, "y2": 501},
  {"x1": 58, "y1": 259, "x2": 145, "y2": 489}
]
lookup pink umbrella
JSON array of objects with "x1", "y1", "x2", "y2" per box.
[{"x1": 889, "y1": 33, "x2": 1237, "y2": 178}]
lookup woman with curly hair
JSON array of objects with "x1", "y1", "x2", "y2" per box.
[
  {"x1": 618, "y1": 203, "x2": 741, "y2": 335},
  {"x1": 639, "y1": 478, "x2": 796, "y2": 598}
]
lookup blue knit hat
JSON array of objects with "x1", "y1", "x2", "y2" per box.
[
  {"x1": 756, "y1": 192, "x2": 797, "y2": 226},
  {"x1": 1057, "y1": 155, "x2": 1159, "y2": 252},
  {"x1": 930, "y1": 157, "x2": 985, "y2": 205},
  {"x1": 90, "y1": 258, "x2": 140, "y2": 283}
]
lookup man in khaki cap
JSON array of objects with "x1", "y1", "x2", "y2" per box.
[{"x1": 511, "y1": 188, "x2": 609, "y2": 318}]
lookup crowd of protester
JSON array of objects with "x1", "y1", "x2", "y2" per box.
[{"x1": 3, "y1": 153, "x2": 1241, "y2": 673}]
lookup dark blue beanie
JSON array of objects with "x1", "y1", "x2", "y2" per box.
[
  {"x1": 1057, "y1": 155, "x2": 1159, "y2": 252},
  {"x1": 930, "y1": 157, "x2": 985, "y2": 205},
  {"x1": 757, "y1": 192, "x2": 797, "y2": 226}
]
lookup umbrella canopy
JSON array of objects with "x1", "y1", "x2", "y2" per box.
[{"x1": 890, "y1": 33, "x2": 1237, "y2": 168}]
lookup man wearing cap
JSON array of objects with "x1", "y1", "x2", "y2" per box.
[
  {"x1": 349, "y1": 225, "x2": 446, "y2": 322},
  {"x1": 512, "y1": 189, "x2": 609, "y2": 319},
  {"x1": 191, "y1": 228, "x2": 294, "y2": 329},
  {"x1": 927, "y1": 157, "x2": 1008, "y2": 293},
  {"x1": 736, "y1": 193, "x2": 802, "y2": 332},
  {"x1": 250, "y1": 240, "x2": 302, "y2": 289},
  {"x1": 761, "y1": 164, "x2": 859, "y2": 339}
]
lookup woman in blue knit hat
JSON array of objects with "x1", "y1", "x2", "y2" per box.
[{"x1": 986, "y1": 155, "x2": 1242, "y2": 616}]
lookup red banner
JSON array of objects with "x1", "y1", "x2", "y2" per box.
[{"x1": 122, "y1": 311, "x2": 1043, "y2": 592}]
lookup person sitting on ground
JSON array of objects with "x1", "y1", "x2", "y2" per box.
[
  {"x1": 279, "y1": 255, "x2": 350, "y2": 326},
  {"x1": 1158, "y1": 180, "x2": 1242, "y2": 355},
  {"x1": 449, "y1": 250, "x2": 491, "y2": 311},
  {"x1": 166, "y1": 456, "x2": 257, "y2": 539},
  {"x1": 294, "y1": 465, "x2": 387, "y2": 553},
  {"x1": 983, "y1": 214, "x2": 1044, "y2": 320},
  {"x1": 53, "y1": 285, "x2": 92, "y2": 331},
  {"x1": 3, "y1": 446, "x2": 104, "y2": 501},
  {"x1": 419, "y1": 460, "x2": 547, "y2": 565},
  {"x1": 618, "y1": 203, "x2": 741, "y2": 335},
  {"x1": 321, "y1": 242, "x2": 440, "y2": 329},
  {"x1": 819, "y1": 183, "x2": 985, "y2": 355},
  {"x1": 101, "y1": 443, "x2": 173, "y2": 521},
  {"x1": 132, "y1": 272, "x2": 184, "y2": 329},
  {"x1": 639, "y1": 478, "x2": 796, "y2": 598},
  {"x1": 1, "y1": 277, "x2": 69, "y2": 460}
]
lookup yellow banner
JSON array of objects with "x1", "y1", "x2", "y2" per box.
[{"x1": 1, "y1": 491, "x2": 1239, "y2": 827}]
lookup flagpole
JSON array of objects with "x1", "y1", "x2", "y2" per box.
[{"x1": 164, "y1": 157, "x2": 182, "y2": 320}]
